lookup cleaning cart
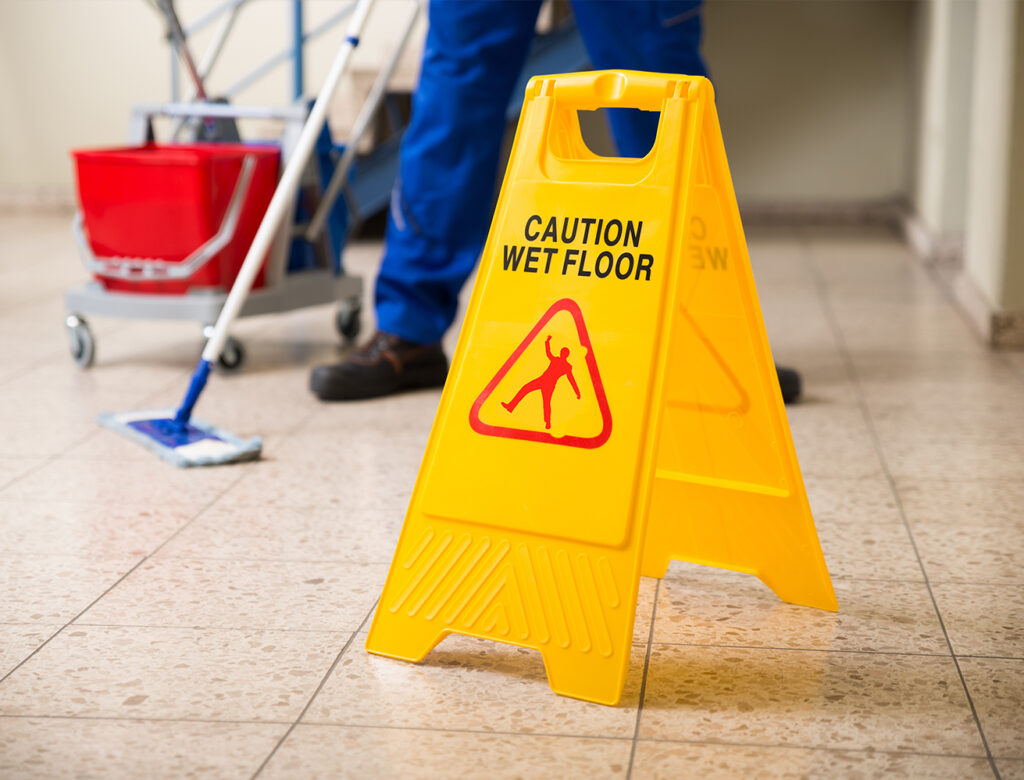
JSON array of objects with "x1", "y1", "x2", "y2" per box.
[{"x1": 65, "y1": 0, "x2": 420, "y2": 370}]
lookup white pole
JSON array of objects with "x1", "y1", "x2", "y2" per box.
[{"x1": 201, "y1": 0, "x2": 375, "y2": 364}]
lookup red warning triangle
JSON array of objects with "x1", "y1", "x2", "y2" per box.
[{"x1": 469, "y1": 298, "x2": 612, "y2": 449}]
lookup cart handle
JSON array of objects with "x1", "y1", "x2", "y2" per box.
[{"x1": 72, "y1": 153, "x2": 256, "y2": 282}]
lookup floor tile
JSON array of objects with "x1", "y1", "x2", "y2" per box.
[
  {"x1": 0, "y1": 459, "x2": 45, "y2": 491},
  {"x1": 2, "y1": 457, "x2": 241, "y2": 511},
  {"x1": 826, "y1": 301, "x2": 983, "y2": 356},
  {"x1": 0, "y1": 555, "x2": 140, "y2": 623},
  {"x1": 782, "y1": 358, "x2": 860, "y2": 406},
  {"x1": 262, "y1": 724, "x2": 632, "y2": 779},
  {"x1": 0, "y1": 717, "x2": 285, "y2": 780},
  {"x1": 2, "y1": 217, "x2": 1022, "y2": 776},
  {"x1": 16, "y1": 353, "x2": 188, "y2": 396},
  {"x1": 803, "y1": 474, "x2": 903, "y2": 525},
  {"x1": 912, "y1": 522, "x2": 1024, "y2": 584},
  {"x1": 786, "y1": 405, "x2": 885, "y2": 480},
  {"x1": 157, "y1": 503, "x2": 402, "y2": 564},
  {"x1": 931, "y1": 583, "x2": 1024, "y2": 657},
  {"x1": 0, "y1": 380, "x2": 155, "y2": 426},
  {"x1": 958, "y1": 657, "x2": 1024, "y2": 758},
  {"x1": 816, "y1": 520, "x2": 923, "y2": 581},
  {"x1": 0, "y1": 625, "x2": 348, "y2": 721},
  {"x1": 0, "y1": 625, "x2": 59, "y2": 678},
  {"x1": 1000, "y1": 759, "x2": 1024, "y2": 780},
  {"x1": 653, "y1": 568, "x2": 947, "y2": 654},
  {"x1": 632, "y1": 577, "x2": 658, "y2": 644},
  {"x1": 858, "y1": 375, "x2": 1024, "y2": 411},
  {"x1": 0, "y1": 500, "x2": 189, "y2": 557},
  {"x1": 305, "y1": 635, "x2": 646, "y2": 738},
  {"x1": 878, "y1": 436, "x2": 1024, "y2": 483},
  {"x1": 78, "y1": 558, "x2": 386, "y2": 632},
  {"x1": 639, "y1": 645, "x2": 983, "y2": 755},
  {"x1": 896, "y1": 478, "x2": 1024, "y2": 527},
  {"x1": 216, "y1": 434, "x2": 423, "y2": 512},
  {"x1": 1005, "y1": 352, "x2": 1024, "y2": 379},
  {"x1": 869, "y1": 398, "x2": 1024, "y2": 446},
  {"x1": 630, "y1": 742, "x2": 993, "y2": 780},
  {"x1": 0, "y1": 421, "x2": 96, "y2": 460},
  {"x1": 128, "y1": 366, "x2": 319, "y2": 442}
]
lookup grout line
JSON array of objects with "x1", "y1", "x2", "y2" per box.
[
  {"x1": 0, "y1": 713, "x2": 292, "y2": 726},
  {"x1": 249, "y1": 599, "x2": 380, "y2": 779},
  {"x1": 121, "y1": 555, "x2": 395, "y2": 566},
  {"x1": 0, "y1": 469, "x2": 249, "y2": 688},
  {"x1": 0, "y1": 371, "x2": 189, "y2": 496},
  {"x1": 0, "y1": 558, "x2": 147, "y2": 687},
  {"x1": 646, "y1": 642, "x2": 953, "y2": 658},
  {"x1": 0, "y1": 395, "x2": 329, "y2": 691},
  {"x1": 802, "y1": 230, "x2": 1003, "y2": 780},
  {"x1": 914, "y1": 252, "x2": 1024, "y2": 390},
  {"x1": 296, "y1": 720, "x2": 636, "y2": 742},
  {"x1": 0, "y1": 710, "x2": 1001, "y2": 762},
  {"x1": 634, "y1": 734, "x2": 991, "y2": 761},
  {"x1": 1003, "y1": 357, "x2": 1024, "y2": 385},
  {"x1": 626, "y1": 578, "x2": 660, "y2": 780},
  {"x1": 66, "y1": 622, "x2": 371, "y2": 634}
]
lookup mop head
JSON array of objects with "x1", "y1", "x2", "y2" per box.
[{"x1": 98, "y1": 409, "x2": 262, "y2": 467}]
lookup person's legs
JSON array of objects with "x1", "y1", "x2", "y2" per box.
[
  {"x1": 569, "y1": 3, "x2": 801, "y2": 403},
  {"x1": 375, "y1": 0, "x2": 543, "y2": 344},
  {"x1": 312, "y1": 0, "x2": 541, "y2": 401},
  {"x1": 570, "y1": 0, "x2": 707, "y2": 157}
]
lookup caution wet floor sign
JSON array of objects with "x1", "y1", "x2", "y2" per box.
[{"x1": 366, "y1": 71, "x2": 836, "y2": 705}]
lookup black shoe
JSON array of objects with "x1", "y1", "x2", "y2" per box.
[
  {"x1": 776, "y1": 365, "x2": 802, "y2": 404},
  {"x1": 310, "y1": 331, "x2": 448, "y2": 401}
]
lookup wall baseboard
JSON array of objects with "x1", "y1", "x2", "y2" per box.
[
  {"x1": 899, "y1": 211, "x2": 965, "y2": 268},
  {"x1": 900, "y1": 210, "x2": 1024, "y2": 348},
  {"x1": 952, "y1": 271, "x2": 1024, "y2": 348},
  {"x1": 738, "y1": 198, "x2": 906, "y2": 228},
  {"x1": 0, "y1": 187, "x2": 75, "y2": 215}
]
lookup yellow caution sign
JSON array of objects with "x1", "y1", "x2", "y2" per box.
[{"x1": 366, "y1": 71, "x2": 836, "y2": 706}]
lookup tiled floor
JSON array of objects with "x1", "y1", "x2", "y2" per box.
[{"x1": 0, "y1": 213, "x2": 1022, "y2": 779}]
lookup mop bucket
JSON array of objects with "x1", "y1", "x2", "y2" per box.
[{"x1": 71, "y1": 143, "x2": 279, "y2": 295}]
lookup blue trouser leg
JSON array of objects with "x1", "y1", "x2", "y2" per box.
[
  {"x1": 571, "y1": 0, "x2": 707, "y2": 157},
  {"x1": 374, "y1": 0, "x2": 706, "y2": 343},
  {"x1": 374, "y1": 0, "x2": 542, "y2": 344}
]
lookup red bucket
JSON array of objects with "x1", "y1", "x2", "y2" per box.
[{"x1": 72, "y1": 143, "x2": 280, "y2": 295}]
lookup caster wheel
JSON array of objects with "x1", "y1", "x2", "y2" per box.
[
  {"x1": 335, "y1": 299, "x2": 362, "y2": 342},
  {"x1": 65, "y1": 314, "x2": 95, "y2": 369},
  {"x1": 217, "y1": 337, "x2": 245, "y2": 372}
]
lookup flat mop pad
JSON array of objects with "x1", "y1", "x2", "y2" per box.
[{"x1": 98, "y1": 409, "x2": 261, "y2": 467}]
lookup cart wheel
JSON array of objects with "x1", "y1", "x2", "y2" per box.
[
  {"x1": 217, "y1": 337, "x2": 245, "y2": 372},
  {"x1": 335, "y1": 299, "x2": 362, "y2": 342},
  {"x1": 65, "y1": 314, "x2": 95, "y2": 369}
]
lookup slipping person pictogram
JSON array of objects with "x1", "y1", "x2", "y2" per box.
[{"x1": 501, "y1": 335, "x2": 581, "y2": 429}]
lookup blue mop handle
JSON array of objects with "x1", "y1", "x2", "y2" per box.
[
  {"x1": 173, "y1": 359, "x2": 213, "y2": 425},
  {"x1": 171, "y1": 0, "x2": 376, "y2": 426}
]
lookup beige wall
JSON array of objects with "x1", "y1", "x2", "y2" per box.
[
  {"x1": 959, "y1": 0, "x2": 1024, "y2": 324},
  {"x1": 1, "y1": 0, "x2": 918, "y2": 207},
  {"x1": 704, "y1": 0, "x2": 917, "y2": 204},
  {"x1": 913, "y1": 0, "x2": 974, "y2": 238},
  {"x1": 0, "y1": 0, "x2": 423, "y2": 193}
]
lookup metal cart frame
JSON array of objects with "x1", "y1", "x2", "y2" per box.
[{"x1": 65, "y1": 0, "x2": 420, "y2": 370}]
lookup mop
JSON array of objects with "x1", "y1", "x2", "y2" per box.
[{"x1": 99, "y1": 0, "x2": 375, "y2": 467}]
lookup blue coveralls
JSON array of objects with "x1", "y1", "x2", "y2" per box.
[{"x1": 375, "y1": 0, "x2": 708, "y2": 345}]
